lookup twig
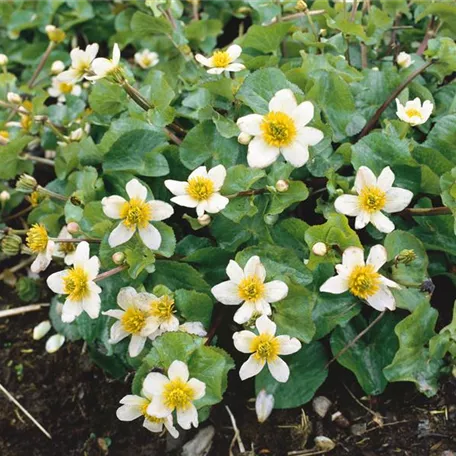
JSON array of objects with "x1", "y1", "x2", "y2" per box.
[
  {"x1": 358, "y1": 59, "x2": 435, "y2": 138},
  {"x1": 288, "y1": 450, "x2": 332, "y2": 456},
  {"x1": 364, "y1": 419, "x2": 412, "y2": 434},
  {"x1": 94, "y1": 265, "x2": 128, "y2": 282},
  {"x1": 52, "y1": 237, "x2": 101, "y2": 244},
  {"x1": 343, "y1": 383, "x2": 383, "y2": 424},
  {"x1": 326, "y1": 312, "x2": 385, "y2": 368},
  {"x1": 402, "y1": 206, "x2": 451, "y2": 217},
  {"x1": 225, "y1": 405, "x2": 246, "y2": 455},
  {"x1": 22, "y1": 154, "x2": 54, "y2": 167},
  {"x1": 0, "y1": 257, "x2": 34, "y2": 281},
  {"x1": 280, "y1": 10, "x2": 326, "y2": 21},
  {"x1": 226, "y1": 188, "x2": 267, "y2": 199},
  {"x1": 28, "y1": 42, "x2": 55, "y2": 89},
  {"x1": 0, "y1": 383, "x2": 52, "y2": 439},
  {"x1": 417, "y1": 16, "x2": 435, "y2": 57},
  {"x1": 191, "y1": 0, "x2": 199, "y2": 21},
  {"x1": 0, "y1": 303, "x2": 49, "y2": 319}
]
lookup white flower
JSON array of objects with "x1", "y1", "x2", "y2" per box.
[
  {"x1": 233, "y1": 315, "x2": 301, "y2": 383},
  {"x1": 51, "y1": 60, "x2": 65, "y2": 75},
  {"x1": 179, "y1": 321, "x2": 207, "y2": 337},
  {"x1": 103, "y1": 287, "x2": 163, "y2": 357},
  {"x1": 255, "y1": 389, "x2": 274, "y2": 423},
  {"x1": 195, "y1": 44, "x2": 245, "y2": 74},
  {"x1": 165, "y1": 165, "x2": 229, "y2": 217},
  {"x1": 102, "y1": 178, "x2": 174, "y2": 250},
  {"x1": 69, "y1": 127, "x2": 84, "y2": 142},
  {"x1": 26, "y1": 224, "x2": 55, "y2": 273},
  {"x1": 0, "y1": 190, "x2": 11, "y2": 202},
  {"x1": 0, "y1": 54, "x2": 8, "y2": 66},
  {"x1": 33, "y1": 320, "x2": 52, "y2": 340},
  {"x1": 320, "y1": 245, "x2": 400, "y2": 311},
  {"x1": 58, "y1": 43, "x2": 99, "y2": 83},
  {"x1": 237, "y1": 89, "x2": 324, "y2": 169},
  {"x1": 334, "y1": 166, "x2": 413, "y2": 233},
  {"x1": 86, "y1": 43, "x2": 121, "y2": 81},
  {"x1": 134, "y1": 49, "x2": 159, "y2": 69},
  {"x1": 116, "y1": 392, "x2": 179, "y2": 438},
  {"x1": 46, "y1": 241, "x2": 102, "y2": 323},
  {"x1": 144, "y1": 360, "x2": 206, "y2": 430},
  {"x1": 395, "y1": 97, "x2": 433, "y2": 126},
  {"x1": 48, "y1": 76, "x2": 82, "y2": 102},
  {"x1": 211, "y1": 256, "x2": 289, "y2": 324},
  {"x1": 45, "y1": 334, "x2": 65, "y2": 353},
  {"x1": 396, "y1": 52, "x2": 413, "y2": 69}
]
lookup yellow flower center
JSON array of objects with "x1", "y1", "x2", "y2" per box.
[
  {"x1": 20, "y1": 114, "x2": 32, "y2": 131},
  {"x1": 26, "y1": 224, "x2": 49, "y2": 253},
  {"x1": 212, "y1": 50, "x2": 231, "y2": 68},
  {"x1": 59, "y1": 242, "x2": 76, "y2": 255},
  {"x1": 238, "y1": 275, "x2": 265, "y2": 302},
  {"x1": 22, "y1": 100, "x2": 33, "y2": 112},
  {"x1": 163, "y1": 379, "x2": 194, "y2": 410},
  {"x1": 150, "y1": 295, "x2": 175, "y2": 321},
  {"x1": 140, "y1": 402, "x2": 165, "y2": 423},
  {"x1": 187, "y1": 176, "x2": 214, "y2": 202},
  {"x1": 28, "y1": 191, "x2": 41, "y2": 207},
  {"x1": 120, "y1": 198, "x2": 151, "y2": 229},
  {"x1": 250, "y1": 333, "x2": 280, "y2": 362},
  {"x1": 63, "y1": 267, "x2": 90, "y2": 301},
  {"x1": 59, "y1": 82, "x2": 74, "y2": 94},
  {"x1": 348, "y1": 264, "x2": 381, "y2": 300},
  {"x1": 0, "y1": 130, "x2": 9, "y2": 139},
  {"x1": 405, "y1": 108, "x2": 423, "y2": 119},
  {"x1": 261, "y1": 111, "x2": 297, "y2": 147},
  {"x1": 142, "y1": 56, "x2": 152, "y2": 66},
  {"x1": 358, "y1": 186, "x2": 386, "y2": 213},
  {"x1": 121, "y1": 306, "x2": 148, "y2": 334}
]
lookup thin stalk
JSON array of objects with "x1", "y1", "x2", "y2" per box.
[
  {"x1": 0, "y1": 257, "x2": 34, "y2": 281},
  {"x1": 51, "y1": 237, "x2": 101, "y2": 243},
  {"x1": 28, "y1": 42, "x2": 55, "y2": 88},
  {"x1": 22, "y1": 154, "x2": 54, "y2": 167},
  {"x1": 191, "y1": 0, "x2": 199, "y2": 21},
  {"x1": 36, "y1": 185, "x2": 68, "y2": 202},
  {"x1": 0, "y1": 303, "x2": 49, "y2": 319},
  {"x1": 94, "y1": 265, "x2": 128, "y2": 282},
  {"x1": 3, "y1": 205, "x2": 33, "y2": 222},
  {"x1": 226, "y1": 188, "x2": 267, "y2": 199},
  {"x1": 417, "y1": 16, "x2": 435, "y2": 56},
  {"x1": 402, "y1": 206, "x2": 451, "y2": 217},
  {"x1": 280, "y1": 10, "x2": 326, "y2": 21}
]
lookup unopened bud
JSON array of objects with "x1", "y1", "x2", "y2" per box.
[
  {"x1": 396, "y1": 51, "x2": 413, "y2": 69},
  {"x1": 372, "y1": 67, "x2": 379, "y2": 71},
  {"x1": 45, "y1": 25, "x2": 66, "y2": 43},
  {"x1": 16, "y1": 174, "x2": 37, "y2": 193},
  {"x1": 7, "y1": 92, "x2": 22, "y2": 104},
  {"x1": 65, "y1": 222, "x2": 79, "y2": 235},
  {"x1": 45, "y1": 334, "x2": 65, "y2": 353},
  {"x1": 0, "y1": 54, "x2": 8, "y2": 66},
  {"x1": 69, "y1": 127, "x2": 83, "y2": 142},
  {"x1": 237, "y1": 132, "x2": 252, "y2": 145},
  {"x1": 395, "y1": 249, "x2": 416, "y2": 265},
  {"x1": 256, "y1": 389, "x2": 274, "y2": 423},
  {"x1": 0, "y1": 190, "x2": 11, "y2": 202},
  {"x1": 265, "y1": 214, "x2": 279, "y2": 225},
  {"x1": 312, "y1": 242, "x2": 327, "y2": 257},
  {"x1": 275, "y1": 179, "x2": 289, "y2": 192},
  {"x1": 1, "y1": 233, "x2": 22, "y2": 256},
  {"x1": 320, "y1": 28, "x2": 327, "y2": 37},
  {"x1": 198, "y1": 214, "x2": 211, "y2": 226},
  {"x1": 44, "y1": 150, "x2": 56, "y2": 159},
  {"x1": 33, "y1": 320, "x2": 52, "y2": 340},
  {"x1": 51, "y1": 60, "x2": 65, "y2": 74},
  {"x1": 296, "y1": 0, "x2": 308, "y2": 12},
  {"x1": 112, "y1": 251, "x2": 125, "y2": 265},
  {"x1": 335, "y1": 188, "x2": 344, "y2": 196}
]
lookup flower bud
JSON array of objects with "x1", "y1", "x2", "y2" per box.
[
  {"x1": 372, "y1": 67, "x2": 380, "y2": 71},
  {"x1": 296, "y1": 0, "x2": 308, "y2": 12},
  {"x1": 45, "y1": 25, "x2": 66, "y2": 43},
  {"x1": 275, "y1": 179, "x2": 289, "y2": 192},
  {"x1": 395, "y1": 249, "x2": 416, "y2": 265},
  {"x1": 255, "y1": 390, "x2": 274, "y2": 423},
  {"x1": 69, "y1": 127, "x2": 83, "y2": 142},
  {"x1": 45, "y1": 334, "x2": 65, "y2": 353},
  {"x1": 312, "y1": 242, "x2": 327, "y2": 257},
  {"x1": 44, "y1": 150, "x2": 56, "y2": 159},
  {"x1": 264, "y1": 214, "x2": 279, "y2": 225},
  {"x1": 0, "y1": 190, "x2": 11, "y2": 202},
  {"x1": 112, "y1": 251, "x2": 126, "y2": 265},
  {"x1": 237, "y1": 132, "x2": 252, "y2": 145},
  {"x1": 1, "y1": 233, "x2": 22, "y2": 256},
  {"x1": 33, "y1": 320, "x2": 52, "y2": 340},
  {"x1": 51, "y1": 60, "x2": 65, "y2": 74},
  {"x1": 7, "y1": 92, "x2": 22, "y2": 104},
  {"x1": 320, "y1": 28, "x2": 327, "y2": 37},
  {"x1": 16, "y1": 174, "x2": 37, "y2": 193},
  {"x1": 0, "y1": 54, "x2": 8, "y2": 66},
  {"x1": 66, "y1": 222, "x2": 80, "y2": 234},
  {"x1": 197, "y1": 214, "x2": 211, "y2": 226},
  {"x1": 396, "y1": 51, "x2": 413, "y2": 69}
]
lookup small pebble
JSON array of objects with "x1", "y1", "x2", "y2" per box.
[
  {"x1": 314, "y1": 436, "x2": 336, "y2": 451},
  {"x1": 331, "y1": 411, "x2": 350, "y2": 428},
  {"x1": 312, "y1": 396, "x2": 332, "y2": 418},
  {"x1": 350, "y1": 423, "x2": 367, "y2": 435}
]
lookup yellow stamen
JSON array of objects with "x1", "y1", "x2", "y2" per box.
[
  {"x1": 163, "y1": 379, "x2": 194, "y2": 410},
  {"x1": 150, "y1": 295, "x2": 175, "y2": 321},
  {"x1": 121, "y1": 306, "x2": 148, "y2": 334},
  {"x1": 28, "y1": 191, "x2": 41, "y2": 207},
  {"x1": 0, "y1": 130, "x2": 9, "y2": 139},
  {"x1": 348, "y1": 264, "x2": 381, "y2": 300},
  {"x1": 120, "y1": 198, "x2": 152, "y2": 229},
  {"x1": 250, "y1": 333, "x2": 280, "y2": 362},
  {"x1": 261, "y1": 111, "x2": 297, "y2": 147},
  {"x1": 20, "y1": 114, "x2": 32, "y2": 131},
  {"x1": 59, "y1": 242, "x2": 76, "y2": 255},
  {"x1": 358, "y1": 186, "x2": 386, "y2": 213},
  {"x1": 63, "y1": 267, "x2": 90, "y2": 301},
  {"x1": 405, "y1": 108, "x2": 423, "y2": 119},
  {"x1": 59, "y1": 82, "x2": 74, "y2": 94},
  {"x1": 22, "y1": 100, "x2": 33, "y2": 112},
  {"x1": 187, "y1": 176, "x2": 214, "y2": 201},
  {"x1": 238, "y1": 275, "x2": 265, "y2": 302},
  {"x1": 26, "y1": 224, "x2": 49, "y2": 253},
  {"x1": 212, "y1": 50, "x2": 231, "y2": 68}
]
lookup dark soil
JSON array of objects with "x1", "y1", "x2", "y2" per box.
[{"x1": 1, "y1": 287, "x2": 456, "y2": 456}]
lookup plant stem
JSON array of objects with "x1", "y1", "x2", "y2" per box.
[
  {"x1": 280, "y1": 10, "x2": 326, "y2": 21},
  {"x1": 226, "y1": 188, "x2": 267, "y2": 199},
  {"x1": 3, "y1": 205, "x2": 33, "y2": 222},
  {"x1": 417, "y1": 16, "x2": 435, "y2": 56},
  {"x1": 191, "y1": 0, "x2": 199, "y2": 21},
  {"x1": 402, "y1": 206, "x2": 451, "y2": 217},
  {"x1": 36, "y1": 185, "x2": 68, "y2": 202},
  {"x1": 0, "y1": 303, "x2": 49, "y2": 319},
  {"x1": 358, "y1": 59, "x2": 435, "y2": 138},
  {"x1": 94, "y1": 265, "x2": 128, "y2": 282},
  {"x1": 0, "y1": 257, "x2": 34, "y2": 281},
  {"x1": 28, "y1": 42, "x2": 55, "y2": 88},
  {"x1": 51, "y1": 237, "x2": 101, "y2": 243},
  {"x1": 22, "y1": 154, "x2": 54, "y2": 167}
]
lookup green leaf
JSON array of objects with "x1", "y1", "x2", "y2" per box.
[
  {"x1": 142, "y1": 70, "x2": 176, "y2": 108},
  {"x1": 267, "y1": 181, "x2": 309, "y2": 216},
  {"x1": 441, "y1": 167, "x2": 456, "y2": 233},
  {"x1": 49, "y1": 297, "x2": 81, "y2": 342},
  {"x1": 240, "y1": 22, "x2": 292, "y2": 53},
  {"x1": 222, "y1": 165, "x2": 265, "y2": 194},
  {"x1": 130, "y1": 11, "x2": 172, "y2": 36},
  {"x1": 255, "y1": 341, "x2": 328, "y2": 409},
  {"x1": 88, "y1": 80, "x2": 128, "y2": 116},
  {"x1": 0, "y1": 136, "x2": 34, "y2": 179},
  {"x1": 174, "y1": 289, "x2": 214, "y2": 328},
  {"x1": 271, "y1": 217, "x2": 310, "y2": 258},
  {"x1": 423, "y1": 114, "x2": 456, "y2": 165}
]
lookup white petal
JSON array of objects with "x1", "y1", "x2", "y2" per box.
[
  {"x1": 237, "y1": 114, "x2": 264, "y2": 136},
  {"x1": 355, "y1": 211, "x2": 371, "y2": 230},
  {"x1": 195, "y1": 53, "x2": 212, "y2": 67},
  {"x1": 226, "y1": 44, "x2": 242, "y2": 61},
  {"x1": 205, "y1": 193, "x2": 229, "y2": 214},
  {"x1": 196, "y1": 201, "x2": 208, "y2": 217},
  {"x1": 116, "y1": 404, "x2": 143, "y2": 422},
  {"x1": 263, "y1": 280, "x2": 288, "y2": 302},
  {"x1": 163, "y1": 416, "x2": 179, "y2": 438},
  {"x1": 187, "y1": 378, "x2": 206, "y2": 400},
  {"x1": 126, "y1": 178, "x2": 147, "y2": 201},
  {"x1": 291, "y1": 101, "x2": 315, "y2": 128},
  {"x1": 380, "y1": 275, "x2": 401, "y2": 289},
  {"x1": 211, "y1": 281, "x2": 242, "y2": 305},
  {"x1": 267, "y1": 357, "x2": 290, "y2": 383},
  {"x1": 276, "y1": 336, "x2": 301, "y2": 355},
  {"x1": 90, "y1": 58, "x2": 113, "y2": 78},
  {"x1": 140, "y1": 317, "x2": 161, "y2": 336},
  {"x1": 366, "y1": 285, "x2": 396, "y2": 311},
  {"x1": 146, "y1": 394, "x2": 173, "y2": 418},
  {"x1": 207, "y1": 67, "x2": 225, "y2": 75},
  {"x1": 188, "y1": 166, "x2": 208, "y2": 180},
  {"x1": 129, "y1": 334, "x2": 146, "y2": 357},
  {"x1": 143, "y1": 372, "x2": 169, "y2": 397},
  {"x1": 207, "y1": 164, "x2": 227, "y2": 190},
  {"x1": 319, "y1": 275, "x2": 349, "y2": 294},
  {"x1": 376, "y1": 167, "x2": 395, "y2": 192},
  {"x1": 168, "y1": 360, "x2": 189, "y2": 382},
  {"x1": 334, "y1": 195, "x2": 361, "y2": 216},
  {"x1": 117, "y1": 286, "x2": 137, "y2": 310},
  {"x1": 244, "y1": 255, "x2": 265, "y2": 280},
  {"x1": 82, "y1": 291, "x2": 101, "y2": 319},
  {"x1": 268, "y1": 89, "x2": 297, "y2": 115},
  {"x1": 343, "y1": 246, "x2": 365, "y2": 269},
  {"x1": 61, "y1": 298, "x2": 83, "y2": 323},
  {"x1": 384, "y1": 187, "x2": 413, "y2": 213},
  {"x1": 366, "y1": 244, "x2": 387, "y2": 271},
  {"x1": 370, "y1": 211, "x2": 395, "y2": 233},
  {"x1": 148, "y1": 200, "x2": 174, "y2": 221},
  {"x1": 73, "y1": 241, "x2": 90, "y2": 266},
  {"x1": 170, "y1": 195, "x2": 198, "y2": 208},
  {"x1": 254, "y1": 299, "x2": 272, "y2": 316},
  {"x1": 102, "y1": 195, "x2": 126, "y2": 219},
  {"x1": 256, "y1": 314, "x2": 276, "y2": 335},
  {"x1": 296, "y1": 126, "x2": 324, "y2": 146},
  {"x1": 164, "y1": 180, "x2": 187, "y2": 196},
  {"x1": 281, "y1": 141, "x2": 309, "y2": 168},
  {"x1": 109, "y1": 320, "x2": 129, "y2": 344},
  {"x1": 31, "y1": 251, "x2": 52, "y2": 273},
  {"x1": 247, "y1": 137, "x2": 280, "y2": 169},
  {"x1": 233, "y1": 330, "x2": 256, "y2": 353},
  {"x1": 143, "y1": 418, "x2": 163, "y2": 433},
  {"x1": 354, "y1": 166, "x2": 377, "y2": 194},
  {"x1": 45, "y1": 334, "x2": 65, "y2": 353},
  {"x1": 86, "y1": 43, "x2": 99, "y2": 61},
  {"x1": 112, "y1": 43, "x2": 120, "y2": 64},
  {"x1": 225, "y1": 63, "x2": 245, "y2": 72},
  {"x1": 226, "y1": 260, "x2": 244, "y2": 284},
  {"x1": 85, "y1": 256, "x2": 100, "y2": 280},
  {"x1": 233, "y1": 302, "x2": 256, "y2": 324},
  {"x1": 47, "y1": 270, "x2": 67, "y2": 294},
  {"x1": 119, "y1": 394, "x2": 148, "y2": 406},
  {"x1": 108, "y1": 223, "x2": 135, "y2": 247},
  {"x1": 139, "y1": 224, "x2": 162, "y2": 250},
  {"x1": 177, "y1": 404, "x2": 198, "y2": 430},
  {"x1": 57, "y1": 68, "x2": 80, "y2": 83},
  {"x1": 239, "y1": 355, "x2": 265, "y2": 380}
]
